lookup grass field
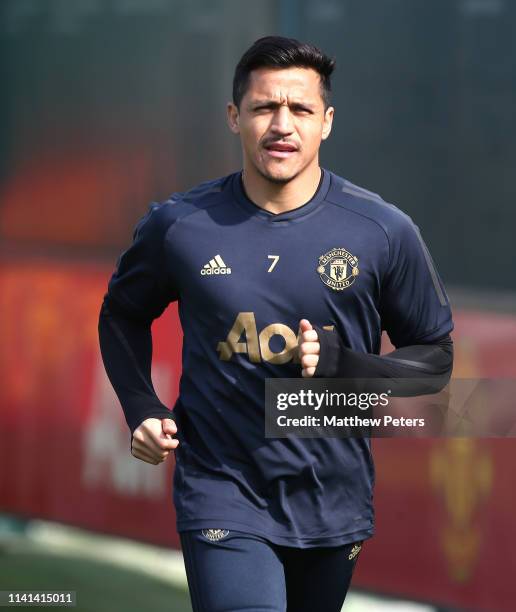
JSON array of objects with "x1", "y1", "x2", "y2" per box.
[
  {"x1": 0, "y1": 517, "x2": 192, "y2": 612},
  {"x1": 0, "y1": 548, "x2": 193, "y2": 612}
]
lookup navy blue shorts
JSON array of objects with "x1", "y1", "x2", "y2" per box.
[{"x1": 179, "y1": 529, "x2": 363, "y2": 612}]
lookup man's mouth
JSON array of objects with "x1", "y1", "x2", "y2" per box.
[{"x1": 263, "y1": 142, "x2": 298, "y2": 158}]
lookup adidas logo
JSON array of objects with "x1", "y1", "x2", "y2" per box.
[
  {"x1": 348, "y1": 544, "x2": 362, "y2": 561},
  {"x1": 201, "y1": 254, "x2": 232, "y2": 275}
]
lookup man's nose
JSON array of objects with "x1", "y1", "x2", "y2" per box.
[{"x1": 270, "y1": 106, "x2": 294, "y2": 134}]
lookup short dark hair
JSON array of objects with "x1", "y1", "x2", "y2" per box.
[{"x1": 232, "y1": 36, "x2": 336, "y2": 110}]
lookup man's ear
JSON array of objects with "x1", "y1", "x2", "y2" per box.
[
  {"x1": 321, "y1": 106, "x2": 334, "y2": 141},
  {"x1": 227, "y1": 102, "x2": 240, "y2": 134}
]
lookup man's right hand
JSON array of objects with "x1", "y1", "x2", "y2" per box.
[{"x1": 131, "y1": 417, "x2": 179, "y2": 465}]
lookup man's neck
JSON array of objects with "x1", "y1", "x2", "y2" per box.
[{"x1": 241, "y1": 163, "x2": 322, "y2": 215}]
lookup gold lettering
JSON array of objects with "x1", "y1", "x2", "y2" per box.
[
  {"x1": 217, "y1": 312, "x2": 260, "y2": 362},
  {"x1": 218, "y1": 313, "x2": 319, "y2": 365},
  {"x1": 259, "y1": 323, "x2": 297, "y2": 364}
]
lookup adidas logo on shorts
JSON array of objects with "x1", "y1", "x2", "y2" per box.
[
  {"x1": 348, "y1": 543, "x2": 362, "y2": 560},
  {"x1": 200, "y1": 254, "x2": 232, "y2": 275}
]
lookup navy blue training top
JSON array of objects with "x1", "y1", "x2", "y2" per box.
[{"x1": 102, "y1": 168, "x2": 454, "y2": 547}]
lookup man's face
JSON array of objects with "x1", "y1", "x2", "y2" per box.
[{"x1": 227, "y1": 66, "x2": 334, "y2": 184}]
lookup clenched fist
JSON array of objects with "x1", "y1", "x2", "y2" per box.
[
  {"x1": 131, "y1": 417, "x2": 179, "y2": 465},
  {"x1": 298, "y1": 319, "x2": 320, "y2": 378}
]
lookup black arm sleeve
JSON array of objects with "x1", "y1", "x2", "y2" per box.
[
  {"x1": 98, "y1": 296, "x2": 174, "y2": 436},
  {"x1": 313, "y1": 325, "x2": 453, "y2": 394},
  {"x1": 98, "y1": 201, "x2": 179, "y2": 436}
]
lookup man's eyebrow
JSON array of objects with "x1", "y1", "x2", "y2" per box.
[{"x1": 248, "y1": 99, "x2": 316, "y2": 110}]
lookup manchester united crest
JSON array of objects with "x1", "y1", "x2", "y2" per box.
[
  {"x1": 202, "y1": 528, "x2": 230, "y2": 541},
  {"x1": 317, "y1": 247, "x2": 359, "y2": 291}
]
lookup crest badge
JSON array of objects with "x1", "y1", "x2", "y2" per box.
[
  {"x1": 201, "y1": 528, "x2": 230, "y2": 542},
  {"x1": 317, "y1": 247, "x2": 359, "y2": 291}
]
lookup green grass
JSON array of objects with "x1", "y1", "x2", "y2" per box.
[{"x1": 0, "y1": 547, "x2": 193, "y2": 612}]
